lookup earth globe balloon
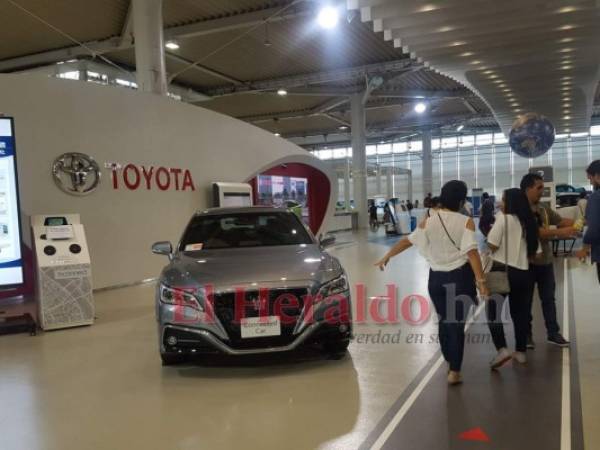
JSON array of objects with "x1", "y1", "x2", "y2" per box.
[{"x1": 509, "y1": 113, "x2": 555, "y2": 158}]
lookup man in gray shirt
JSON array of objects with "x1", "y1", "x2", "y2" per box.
[{"x1": 521, "y1": 173, "x2": 577, "y2": 348}]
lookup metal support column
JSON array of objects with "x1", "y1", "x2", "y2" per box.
[
  {"x1": 132, "y1": 0, "x2": 167, "y2": 95},
  {"x1": 422, "y1": 129, "x2": 433, "y2": 200},
  {"x1": 386, "y1": 167, "x2": 393, "y2": 199},
  {"x1": 351, "y1": 93, "x2": 368, "y2": 228},
  {"x1": 376, "y1": 162, "x2": 383, "y2": 195},
  {"x1": 344, "y1": 157, "x2": 351, "y2": 211},
  {"x1": 77, "y1": 60, "x2": 88, "y2": 82}
]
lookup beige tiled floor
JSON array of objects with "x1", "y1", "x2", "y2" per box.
[
  {"x1": 0, "y1": 231, "x2": 438, "y2": 450},
  {"x1": 0, "y1": 230, "x2": 598, "y2": 450},
  {"x1": 570, "y1": 259, "x2": 600, "y2": 450}
]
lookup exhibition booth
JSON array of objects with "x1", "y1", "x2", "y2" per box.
[{"x1": 0, "y1": 74, "x2": 337, "y2": 307}]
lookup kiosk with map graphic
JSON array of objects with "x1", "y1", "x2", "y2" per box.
[{"x1": 32, "y1": 214, "x2": 94, "y2": 330}]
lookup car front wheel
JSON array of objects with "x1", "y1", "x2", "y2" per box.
[
  {"x1": 160, "y1": 352, "x2": 188, "y2": 366},
  {"x1": 323, "y1": 339, "x2": 350, "y2": 355}
]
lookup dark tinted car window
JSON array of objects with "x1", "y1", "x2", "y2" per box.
[{"x1": 180, "y1": 212, "x2": 313, "y2": 250}]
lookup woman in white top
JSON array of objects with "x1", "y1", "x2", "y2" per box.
[
  {"x1": 375, "y1": 181, "x2": 489, "y2": 385},
  {"x1": 486, "y1": 188, "x2": 539, "y2": 369}
]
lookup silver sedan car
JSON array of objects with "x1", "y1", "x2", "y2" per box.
[{"x1": 152, "y1": 207, "x2": 352, "y2": 365}]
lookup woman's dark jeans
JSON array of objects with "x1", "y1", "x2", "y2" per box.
[
  {"x1": 428, "y1": 264, "x2": 477, "y2": 372},
  {"x1": 486, "y1": 266, "x2": 535, "y2": 353}
]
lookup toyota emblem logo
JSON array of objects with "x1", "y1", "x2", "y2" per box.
[
  {"x1": 52, "y1": 153, "x2": 101, "y2": 196},
  {"x1": 250, "y1": 296, "x2": 266, "y2": 311}
]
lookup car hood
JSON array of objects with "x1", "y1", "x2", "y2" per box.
[{"x1": 160, "y1": 244, "x2": 341, "y2": 290}]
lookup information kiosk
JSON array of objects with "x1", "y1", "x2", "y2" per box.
[{"x1": 32, "y1": 214, "x2": 94, "y2": 330}]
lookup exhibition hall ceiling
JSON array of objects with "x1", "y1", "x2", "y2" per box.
[
  {"x1": 350, "y1": 0, "x2": 600, "y2": 135},
  {"x1": 1, "y1": 0, "x2": 600, "y2": 145}
]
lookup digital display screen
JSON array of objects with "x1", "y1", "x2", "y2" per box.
[
  {"x1": 44, "y1": 217, "x2": 68, "y2": 226},
  {"x1": 256, "y1": 175, "x2": 309, "y2": 224},
  {"x1": 0, "y1": 118, "x2": 24, "y2": 286}
]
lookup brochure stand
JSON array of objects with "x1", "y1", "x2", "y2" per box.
[{"x1": 31, "y1": 214, "x2": 94, "y2": 330}]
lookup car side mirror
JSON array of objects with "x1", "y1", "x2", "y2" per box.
[
  {"x1": 319, "y1": 233, "x2": 336, "y2": 248},
  {"x1": 152, "y1": 241, "x2": 173, "y2": 258}
]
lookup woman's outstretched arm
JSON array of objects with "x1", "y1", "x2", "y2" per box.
[{"x1": 374, "y1": 237, "x2": 413, "y2": 271}]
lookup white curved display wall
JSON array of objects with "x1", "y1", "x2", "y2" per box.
[{"x1": 0, "y1": 75, "x2": 336, "y2": 289}]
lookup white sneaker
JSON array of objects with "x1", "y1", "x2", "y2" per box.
[
  {"x1": 490, "y1": 348, "x2": 512, "y2": 370},
  {"x1": 513, "y1": 352, "x2": 527, "y2": 364}
]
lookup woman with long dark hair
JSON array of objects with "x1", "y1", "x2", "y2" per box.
[
  {"x1": 375, "y1": 180, "x2": 489, "y2": 385},
  {"x1": 478, "y1": 192, "x2": 495, "y2": 237},
  {"x1": 486, "y1": 188, "x2": 539, "y2": 368}
]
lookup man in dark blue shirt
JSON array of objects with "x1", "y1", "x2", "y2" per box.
[{"x1": 577, "y1": 160, "x2": 600, "y2": 283}]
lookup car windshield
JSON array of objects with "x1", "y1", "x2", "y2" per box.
[{"x1": 179, "y1": 212, "x2": 313, "y2": 250}]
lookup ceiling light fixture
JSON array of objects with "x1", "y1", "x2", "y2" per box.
[
  {"x1": 414, "y1": 102, "x2": 427, "y2": 114},
  {"x1": 561, "y1": 65, "x2": 573, "y2": 70},
  {"x1": 419, "y1": 4, "x2": 439, "y2": 12},
  {"x1": 460, "y1": 52, "x2": 475, "y2": 57},
  {"x1": 277, "y1": 88, "x2": 288, "y2": 96},
  {"x1": 557, "y1": 24, "x2": 576, "y2": 31},
  {"x1": 317, "y1": 6, "x2": 339, "y2": 29},
  {"x1": 274, "y1": 132, "x2": 281, "y2": 137},
  {"x1": 557, "y1": 6, "x2": 579, "y2": 13},
  {"x1": 559, "y1": 37, "x2": 575, "y2": 43},
  {"x1": 165, "y1": 41, "x2": 180, "y2": 50},
  {"x1": 339, "y1": 125, "x2": 348, "y2": 130},
  {"x1": 456, "y1": 124, "x2": 464, "y2": 132}
]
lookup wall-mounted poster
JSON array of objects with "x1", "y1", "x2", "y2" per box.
[{"x1": 0, "y1": 117, "x2": 24, "y2": 286}]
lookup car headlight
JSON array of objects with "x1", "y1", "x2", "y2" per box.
[
  {"x1": 159, "y1": 284, "x2": 204, "y2": 312},
  {"x1": 318, "y1": 274, "x2": 348, "y2": 299}
]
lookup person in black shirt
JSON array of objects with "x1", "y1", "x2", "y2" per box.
[{"x1": 479, "y1": 192, "x2": 495, "y2": 237}]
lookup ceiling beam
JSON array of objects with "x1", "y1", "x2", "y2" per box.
[
  {"x1": 281, "y1": 112, "x2": 496, "y2": 140},
  {"x1": 164, "y1": 52, "x2": 243, "y2": 87},
  {"x1": 462, "y1": 99, "x2": 477, "y2": 114},
  {"x1": 239, "y1": 94, "x2": 466, "y2": 123},
  {"x1": 0, "y1": 3, "x2": 309, "y2": 72},
  {"x1": 314, "y1": 97, "x2": 351, "y2": 114},
  {"x1": 119, "y1": 1, "x2": 135, "y2": 47},
  {"x1": 362, "y1": 75, "x2": 384, "y2": 104},
  {"x1": 163, "y1": 4, "x2": 312, "y2": 41},
  {"x1": 270, "y1": 85, "x2": 472, "y2": 99},
  {"x1": 323, "y1": 113, "x2": 351, "y2": 127},
  {"x1": 204, "y1": 59, "x2": 420, "y2": 96}
]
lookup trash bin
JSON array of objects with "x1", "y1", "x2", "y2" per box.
[{"x1": 410, "y1": 216, "x2": 417, "y2": 231}]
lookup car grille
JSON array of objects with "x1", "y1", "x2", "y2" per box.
[{"x1": 210, "y1": 288, "x2": 308, "y2": 349}]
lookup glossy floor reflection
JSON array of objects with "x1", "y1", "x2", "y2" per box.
[
  {"x1": 0, "y1": 230, "x2": 431, "y2": 450},
  {"x1": 0, "y1": 229, "x2": 598, "y2": 450}
]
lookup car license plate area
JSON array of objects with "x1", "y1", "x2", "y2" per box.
[{"x1": 240, "y1": 316, "x2": 281, "y2": 339}]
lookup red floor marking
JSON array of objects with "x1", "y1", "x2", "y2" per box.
[{"x1": 458, "y1": 427, "x2": 490, "y2": 442}]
